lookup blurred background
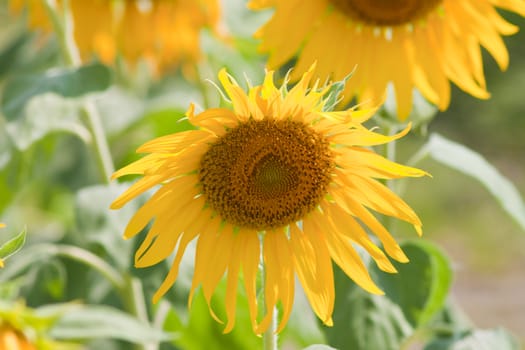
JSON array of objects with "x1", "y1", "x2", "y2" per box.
[
  {"x1": 401, "y1": 10, "x2": 525, "y2": 340},
  {"x1": 0, "y1": 0, "x2": 524, "y2": 347}
]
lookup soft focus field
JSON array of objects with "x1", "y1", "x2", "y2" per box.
[
  {"x1": 401, "y1": 16, "x2": 525, "y2": 339},
  {"x1": 1, "y1": 1, "x2": 525, "y2": 349}
]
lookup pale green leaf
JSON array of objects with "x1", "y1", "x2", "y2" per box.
[
  {"x1": 75, "y1": 184, "x2": 140, "y2": 270},
  {"x1": 1, "y1": 62, "x2": 111, "y2": 120},
  {"x1": 303, "y1": 345, "x2": 338, "y2": 350},
  {"x1": 5, "y1": 93, "x2": 90, "y2": 150},
  {"x1": 425, "y1": 133, "x2": 525, "y2": 231},
  {"x1": 425, "y1": 327, "x2": 519, "y2": 350},
  {"x1": 0, "y1": 228, "x2": 26, "y2": 262},
  {"x1": 50, "y1": 305, "x2": 174, "y2": 343}
]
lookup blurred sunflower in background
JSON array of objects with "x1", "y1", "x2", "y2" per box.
[
  {"x1": 0, "y1": 323, "x2": 36, "y2": 350},
  {"x1": 0, "y1": 301, "x2": 76, "y2": 350},
  {"x1": 111, "y1": 65, "x2": 427, "y2": 334},
  {"x1": 9, "y1": 0, "x2": 220, "y2": 75},
  {"x1": 250, "y1": 0, "x2": 525, "y2": 120}
]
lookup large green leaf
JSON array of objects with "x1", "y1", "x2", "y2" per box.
[
  {"x1": 375, "y1": 240, "x2": 453, "y2": 327},
  {"x1": 2, "y1": 62, "x2": 111, "y2": 121},
  {"x1": 321, "y1": 240, "x2": 453, "y2": 350},
  {"x1": 321, "y1": 265, "x2": 413, "y2": 350},
  {"x1": 425, "y1": 328, "x2": 520, "y2": 350},
  {"x1": 75, "y1": 184, "x2": 138, "y2": 270},
  {"x1": 0, "y1": 33, "x2": 28, "y2": 78},
  {"x1": 425, "y1": 133, "x2": 525, "y2": 231},
  {"x1": 5, "y1": 93, "x2": 91, "y2": 150},
  {"x1": 50, "y1": 305, "x2": 173, "y2": 344}
]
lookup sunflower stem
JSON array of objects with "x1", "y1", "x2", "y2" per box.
[
  {"x1": 381, "y1": 124, "x2": 401, "y2": 234},
  {"x1": 121, "y1": 275, "x2": 158, "y2": 350},
  {"x1": 43, "y1": 0, "x2": 115, "y2": 183},
  {"x1": 195, "y1": 63, "x2": 211, "y2": 109},
  {"x1": 263, "y1": 307, "x2": 278, "y2": 350},
  {"x1": 80, "y1": 103, "x2": 115, "y2": 183},
  {"x1": 260, "y1": 237, "x2": 279, "y2": 350},
  {"x1": 384, "y1": 124, "x2": 400, "y2": 191}
]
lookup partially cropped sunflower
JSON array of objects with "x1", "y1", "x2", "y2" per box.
[
  {"x1": 250, "y1": 0, "x2": 525, "y2": 120},
  {"x1": 111, "y1": 65, "x2": 427, "y2": 333},
  {"x1": 0, "y1": 301, "x2": 77, "y2": 350},
  {"x1": 0, "y1": 323, "x2": 36, "y2": 350},
  {"x1": 10, "y1": 0, "x2": 219, "y2": 74}
]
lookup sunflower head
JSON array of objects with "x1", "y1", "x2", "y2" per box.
[
  {"x1": 111, "y1": 65, "x2": 428, "y2": 334},
  {"x1": 250, "y1": 0, "x2": 525, "y2": 120}
]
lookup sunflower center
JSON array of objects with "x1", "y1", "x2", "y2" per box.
[
  {"x1": 199, "y1": 119, "x2": 333, "y2": 230},
  {"x1": 329, "y1": 0, "x2": 442, "y2": 26}
]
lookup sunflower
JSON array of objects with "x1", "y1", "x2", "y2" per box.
[
  {"x1": 0, "y1": 323, "x2": 36, "y2": 350},
  {"x1": 249, "y1": 0, "x2": 525, "y2": 120},
  {"x1": 111, "y1": 65, "x2": 427, "y2": 333},
  {"x1": 0, "y1": 301, "x2": 77, "y2": 350},
  {"x1": 10, "y1": 0, "x2": 219, "y2": 74}
]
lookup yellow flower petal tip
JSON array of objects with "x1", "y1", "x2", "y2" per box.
[
  {"x1": 111, "y1": 66, "x2": 426, "y2": 334},
  {"x1": 250, "y1": 0, "x2": 525, "y2": 119}
]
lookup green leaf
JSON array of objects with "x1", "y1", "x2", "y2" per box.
[
  {"x1": 41, "y1": 260, "x2": 67, "y2": 299},
  {"x1": 0, "y1": 228, "x2": 26, "y2": 263},
  {"x1": 375, "y1": 240, "x2": 453, "y2": 327},
  {"x1": 425, "y1": 133, "x2": 525, "y2": 232},
  {"x1": 323, "y1": 72, "x2": 353, "y2": 112},
  {"x1": 0, "y1": 33, "x2": 28, "y2": 78},
  {"x1": 75, "y1": 184, "x2": 139, "y2": 270},
  {"x1": 1, "y1": 62, "x2": 111, "y2": 121},
  {"x1": 49, "y1": 305, "x2": 174, "y2": 343},
  {"x1": 321, "y1": 265, "x2": 413, "y2": 350},
  {"x1": 425, "y1": 328, "x2": 520, "y2": 350},
  {"x1": 5, "y1": 93, "x2": 91, "y2": 150}
]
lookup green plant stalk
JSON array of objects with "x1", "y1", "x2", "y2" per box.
[
  {"x1": 121, "y1": 275, "x2": 159, "y2": 350},
  {"x1": 80, "y1": 102, "x2": 115, "y2": 183},
  {"x1": 42, "y1": 2, "x2": 150, "y2": 350},
  {"x1": 260, "y1": 237, "x2": 278, "y2": 350},
  {"x1": 10, "y1": 244, "x2": 155, "y2": 350},
  {"x1": 43, "y1": 0, "x2": 115, "y2": 183},
  {"x1": 263, "y1": 306, "x2": 278, "y2": 350},
  {"x1": 381, "y1": 124, "x2": 401, "y2": 234},
  {"x1": 195, "y1": 63, "x2": 211, "y2": 109},
  {"x1": 50, "y1": 244, "x2": 126, "y2": 292}
]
